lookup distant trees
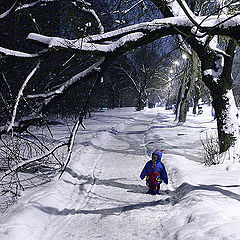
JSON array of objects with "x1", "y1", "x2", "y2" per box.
[{"x1": 119, "y1": 41, "x2": 174, "y2": 111}]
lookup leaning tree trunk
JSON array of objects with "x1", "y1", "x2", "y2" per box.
[
  {"x1": 178, "y1": 74, "x2": 192, "y2": 122},
  {"x1": 200, "y1": 40, "x2": 239, "y2": 153},
  {"x1": 175, "y1": 79, "x2": 183, "y2": 120},
  {"x1": 179, "y1": 50, "x2": 199, "y2": 119}
]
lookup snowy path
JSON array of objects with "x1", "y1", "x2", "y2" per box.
[
  {"x1": 36, "y1": 109, "x2": 172, "y2": 240},
  {"x1": 1, "y1": 107, "x2": 240, "y2": 240}
]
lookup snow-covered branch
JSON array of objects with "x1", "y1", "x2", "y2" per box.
[
  {"x1": 122, "y1": 0, "x2": 145, "y2": 15},
  {"x1": 27, "y1": 32, "x2": 145, "y2": 53},
  {"x1": 0, "y1": 47, "x2": 47, "y2": 58},
  {"x1": 59, "y1": 118, "x2": 81, "y2": 178},
  {"x1": 81, "y1": 6, "x2": 104, "y2": 34},
  {"x1": 26, "y1": 57, "x2": 105, "y2": 100},
  {"x1": 59, "y1": 74, "x2": 102, "y2": 178},
  {"x1": 26, "y1": 15, "x2": 240, "y2": 54},
  {"x1": 0, "y1": 1, "x2": 19, "y2": 19},
  {"x1": 2, "y1": 12, "x2": 240, "y2": 59},
  {"x1": 175, "y1": 0, "x2": 200, "y2": 27},
  {"x1": 7, "y1": 61, "x2": 41, "y2": 133},
  {"x1": 16, "y1": 0, "x2": 58, "y2": 11}
]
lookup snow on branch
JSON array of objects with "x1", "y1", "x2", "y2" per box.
[
  {"x1": 59, "y1": 117, "x2": 81, "y2": 178},
  {"x1": 7, "y1": 61, "x2": 41, "y2": 133},
  {"x1": 0, "y1": 0, "x2": 93, "y2": 20},
  {"x1": 27, "y1": 14, "x2": 240, "y2": 53},
  {"x1": 27, "y1": 32, "x2": 145, "y2": 53},
  {"x1": 59, "y1": 74, "x2": 101, "y2": 179},
  {"x1": 16, "y1": 0, "x2": 57, "y2": 11},
  {"x1": 0, "y1": 1, "x2": 18, "y2": 19},
  {"x1": 122, "y1": 0, "x2": 145, "y2": 15},
  {"x1": 26, "y1": 57, "x2": 105, "y2": 100},
  {"x1": 0, "y1": 47, "x2": 47, "y2": 58},
  {"x1": 81, "y1": 6, "x2": 104, "y2": 34},
  {"x1": 175, "y1": 0, "x2": 200, "y2": 27}
]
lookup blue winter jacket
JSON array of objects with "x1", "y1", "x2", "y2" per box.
[{"x1": 140, "y1": 150, "x2": 168, "y2": 184}]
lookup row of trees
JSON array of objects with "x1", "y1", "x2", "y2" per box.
[{"x1": 0, "y1": 0, "x2": 240, "y2": 204}]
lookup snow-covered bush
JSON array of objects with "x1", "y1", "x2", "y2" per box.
[{"x1": 201, "y1": 133, "x2": 220, "y2": 165}]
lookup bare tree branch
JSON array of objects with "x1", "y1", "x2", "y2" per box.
[
  {"x1": 122, "y1": 0, "x2": 145, "y2": 15},
  {"x1": 1, "y1": 142, "x2": 67, "y2": 179},
  {"x1": 120, "y1": 67, "x2": 140, "y2": 92},
  {"x1": 80, "y1": 5, "x2": 104, "y2": 34},
  {"x1": 2, "y1": 72, "x2": 13, "y2": 100}
]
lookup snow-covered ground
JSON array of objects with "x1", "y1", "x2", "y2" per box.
[{"x1": 0, "y1": 106, "x2": 240, "y2": 240}]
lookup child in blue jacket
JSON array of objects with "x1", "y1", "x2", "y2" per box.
[{"x1": 140, "y1": 149, "x2": 168, "y2": 195}]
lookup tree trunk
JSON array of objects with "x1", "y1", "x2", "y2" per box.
[
  {"x1": 176, "y1": 61, "x2": 191, "y2": 122},
  {"x1": 179, "y1": 100, "x2": 189, "y2": 122},
  {"x1": 151, "y1": 0, "x2": 239, "y2": 155},
  {"x1": 178, "y1": 79, "x2": 191, "y2": 122},
  {"x1": 211, "y1": 89, "x2": 239, "y2": 153},
  {"x1": 192, "y1": 84, "x2": 200, "y2": 114},
  {"x1": 191, "y1": 51, "x2": 200, "y2": 115},
  {"x1": 200, "y1": 40, "x2": 239, "y2": 153},
  {"x1": 165, "y1": 89, "x2": 172, "y2": 110},
  {"x1": 175, "y1": 82, "x2": 183, "y2": 120},
  {"x1": 136, "y1": 91, "x2": 145, "y2": 111},
  {"x1": 136, "y1": 76, "x2": 148, "y2": 111}
]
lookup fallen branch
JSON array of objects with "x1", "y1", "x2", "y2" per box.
[
  {"x1": 59, "y1": 74, "x2": 103, "y2": 178},
  {"x1": 1, "y1": 142, "x2": 67, "y2": 179}
]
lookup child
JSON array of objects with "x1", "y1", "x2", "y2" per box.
[{"x1": 140, "y1": 149, "x2": 168, "y2": 195}]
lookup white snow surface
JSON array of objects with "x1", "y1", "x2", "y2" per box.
[{"x1": 1, "y1": 106, "x2": 240, "y2": 240}]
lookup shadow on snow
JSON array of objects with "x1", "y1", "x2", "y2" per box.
[{"x1": 33, "y1": 168, "x2": 240, "y2": 217}]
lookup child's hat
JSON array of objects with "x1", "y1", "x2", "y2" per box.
[{"x1": 152, "y1": 149, "x2": 163, "y2": 159}]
